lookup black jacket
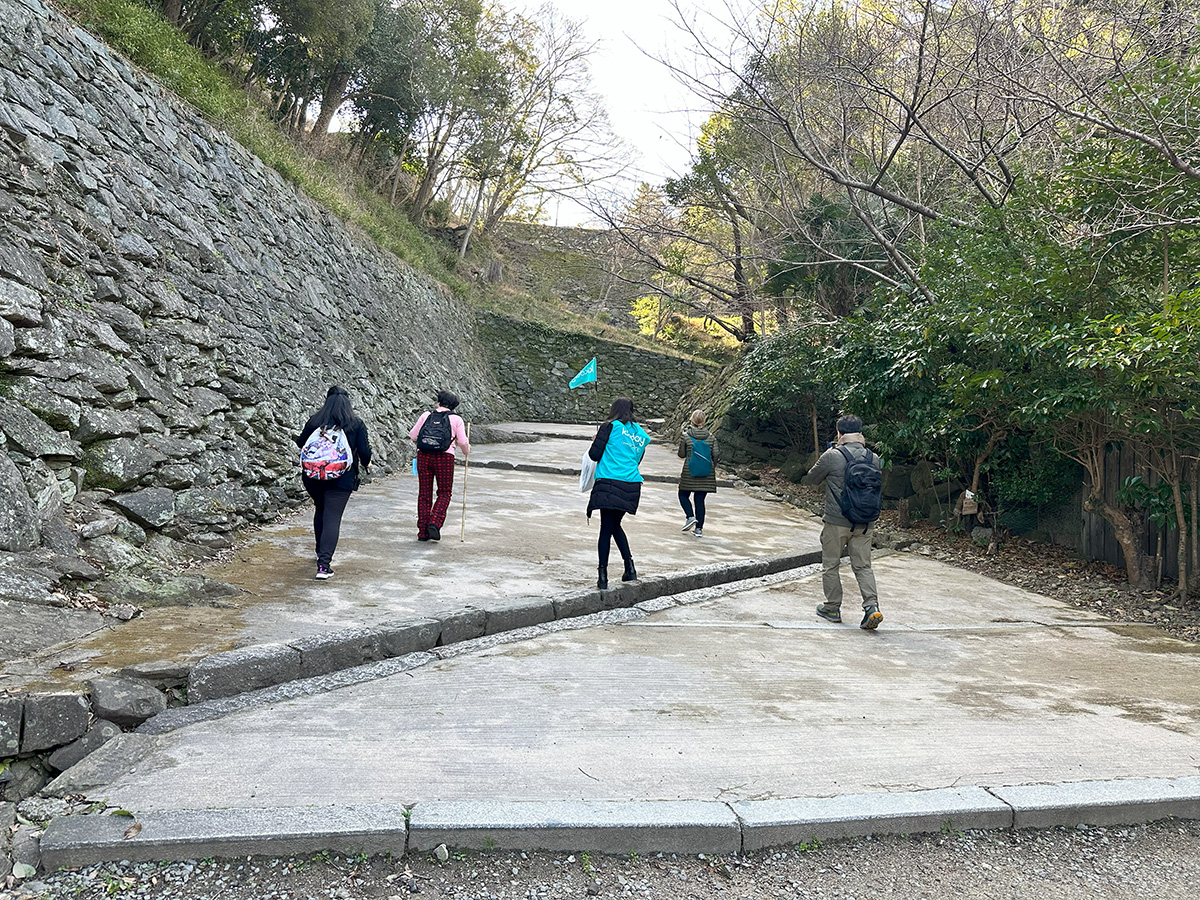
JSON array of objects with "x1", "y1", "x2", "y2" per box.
[
  {"x1": 586, "y1": 421, "x2": 643, "y2": 517},
  {"x1": 295, "y1": 416, "x2": 372, "y2": 491}
]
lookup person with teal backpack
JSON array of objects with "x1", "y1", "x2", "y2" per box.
[
  {"x1": 677, "y1": 408, "x2": 718, "y2": 537},
  {"x1": 586, "y1": 397, "x2": 650, "y2": 589}
]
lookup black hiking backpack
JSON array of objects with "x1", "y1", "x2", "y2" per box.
[
  {"x1": 837, "y1": 445, "x2": 882, "y2": 530},
  {"x1": 416, "y1": 410, "x2": 454, "y2": 453}
]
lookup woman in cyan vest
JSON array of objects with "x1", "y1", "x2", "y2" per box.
[{"x1": 586, "y1": 397, "x2": 649, "y2": 589}]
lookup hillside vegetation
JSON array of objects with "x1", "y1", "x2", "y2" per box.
[{"x1": 56, "y1": 0, "x2": 674, "y2": 354}]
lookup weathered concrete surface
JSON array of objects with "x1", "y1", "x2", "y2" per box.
[
  {"x1": 75, "y1": 556, "x2": 1200, "y2": 821},
  {"x1": 2, "y1": 432, "x2": 819, "y2": 690}
]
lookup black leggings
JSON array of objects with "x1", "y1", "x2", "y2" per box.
[
  {"x1": 597, "y1": 509, "x2": 631, "y2": 568},
  {"x1": 678, "y1": 491, "x2": 707, "y2": 528},
  {"x1": 307, "y1": 484, "x2": 352, "y2": 567}
]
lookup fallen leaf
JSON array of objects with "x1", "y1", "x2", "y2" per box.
[{"x1": 123, "y1": 822, "x2": 142, "y2": 839}]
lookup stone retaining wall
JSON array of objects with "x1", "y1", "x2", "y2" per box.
[
  {"x1": 476, "y1": 312, "x2": 715, "y2": 422},
  {"x1": 0, "y1": 0, "x2": 505, "y2": 607}
]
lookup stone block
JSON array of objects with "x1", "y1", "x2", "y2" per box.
[
  {"x1": 552, "y1": 589, "x2": 606, "y2": 620},
  {"x1": 734, "y1": 788, "x2": 1013, "y2": 851},
  {"x1": 40, "y1": 804, "x2": 409, "y2": 868},
  {"x1": 187, "y1": 643, "x2": 302, "y2": 703},
  {"x1": 20, "y1": 693, "x2": 90, "y2": 753},
  {"x1": 288, "y1": 628, "x2": 387, "y2": 679},
  {"x1": 0, "y1": 402, "x2": 79, "y2": 459},
  {"x1": 0, "y1": 759, "x2": 48, "y2": 803},
  {"x1": 108, "y1": 487, "x2": 176, "y2": 528},
  {"x1": 435, "y1": 607, "x2": 486, "y2": 645},
  {"x1": 992, "y1": 776, "x2": 1200, "y2": 829},
  {"x1": 0, "y1": 695, "x2": 22, "y2": 755},
  {"x1": 46, "y1": 720, "x2": 122, "y2": 773},
  {"x1": 119, "y1": 660, "x2": 191, "y2": 688},
  {"x1": 409, "y1": 800, "x2": 740, "y2": 855},
  {"x1": 375, "y1": 617, "x2": 441, "y2": 658},
  {"x1": 44, "y1": 734, "x2": 154, "y2": 797},
  {"x1": 0, "y1": 454, "x2": 39, "y2": 552},
  {"x1": 0, "y1": 275, "x2": 43, "y2": 326},
  {"x1": 80, "y1": 438, "x2": 165, "y2": 490},
  {"x1": 89, "y1": 676, "x2": 167, "y2": 726},
  {"x1": 484, "y1": 597, "x2": 556, "y2": 635},
  {"x1": 11, "y1": 824, "x2": 40, "y2": 871}
]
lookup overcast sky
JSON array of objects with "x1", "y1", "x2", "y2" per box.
[{"x1": 523, "y1": 0, "x2": 715, "y2": 225}]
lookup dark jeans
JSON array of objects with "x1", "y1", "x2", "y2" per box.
[
  {"x1": 597, "y1": 509, "x2": 631, "y2": 568},
  {"x1": 306, "y1": 482, "x2": 352, "y2": 567},
  {"x1": 678, "y1": 490, "x2": 708, "y2": 528}
]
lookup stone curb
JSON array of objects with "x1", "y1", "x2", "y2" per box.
[
  {"x1": 407, "y1": 800, "x2": 741, "y2": 854},
  {"x1": 179, "y1": 550, "x2": 822, "y2": 706},
  {"x1": 39, "y1": 804, "x2": 409, "y2": 869},
  {"x1": 989, "y1": 776, "x2": 1200, "y2": 828},
  {"x1": 465, "y1": 458, "x2": 737, "y2": 489},
  {"x1": 732, "y1": 787, "x2": 1013, "y2": 851},
  {"x1": 36, "y1": 777, "x2": 1200, "y2": 868}
]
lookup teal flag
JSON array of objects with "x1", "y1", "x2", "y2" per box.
[{"x1": 568, "y1": 357, "x2": 597, "y2": 389}]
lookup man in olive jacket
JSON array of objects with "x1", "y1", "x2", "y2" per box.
[{"x1": 802, "y1": 414, "x2": 883, "y2": 630}]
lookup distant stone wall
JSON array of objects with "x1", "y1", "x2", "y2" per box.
[
  {"x1": 476, "y1": 312, "x2": 714, "y2": 423},
  {"x1": 0, "y1": 0, "x2": 505, "y2": 604}
]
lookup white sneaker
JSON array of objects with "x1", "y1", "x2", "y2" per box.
[
  {"x1": 693, "y1": 528, "x2": 703, "y2": 537},
  {"x1": 682, "y1": 516, "x2": 698, "y2": 532}
]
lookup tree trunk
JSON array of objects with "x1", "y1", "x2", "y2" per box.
[
  {"x1": 811, "y1": 402, "x2": 820, "y2": 458},
  {"x1": 1169, "y1": 462, "x2": 1188, "y2": 603},
  {"x1": 163, "y1": 0, "x2": 183, "y2": 26},
  {"x1": 1085, "y1": 490, "x2": 1155, "y2": 588},
  {"x1": 458, "y1": 178, "x2": 486, "y2": 260},
  {"x1": 311, "y1": 68, "x2": 352, "y2": 147},
  {"x1": 1191, "y1": 457, "x2": 1199, "y2": 593}
]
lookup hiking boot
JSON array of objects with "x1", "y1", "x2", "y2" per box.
[
  {"x1": 621, "y1": 558, "x2": 638, "y2": 582},
  {"x1": 681, "y1": 516, "x2": 698, "y2": 532},
  {"x1": 315, "y1": 564, "x2": 333, "y2": 580},
  {"x1": 692, "y1": 528, "x2": 703, "y2": 537},
  {"x1": 427, "y1": 523, "x2": 441, "y2": 541},
  {"x1": 860, "y1": 606, "x2": 883, "y2": 630},
  {"x1": 417, "y1": 535, "x2": 430, "y2": 542},
  {"x1": 815, "y1": 603, "x2": 842, "y2": 623},
  {"x1": 597, "y1": 566, "x2": 608, "y2": 590}
]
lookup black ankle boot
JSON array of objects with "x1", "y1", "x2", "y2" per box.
[
  {"x1": 597, "y1": 566, "x2": 608, "y2": 590},
  {"x1": 622, "y1": 558, "x2": 637, "y2": 582}
]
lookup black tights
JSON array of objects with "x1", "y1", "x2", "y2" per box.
[
  {"x1": 678, "y1": 491, "x2": 707, "y2": 528},
  {"x1": 597, "y1": 509, "x2": 631, "y2": 568}
]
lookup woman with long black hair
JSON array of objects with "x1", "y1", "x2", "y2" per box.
[
  {"x1": 295, "y1": 385, "x2": 372, "y2": 579},
  {"x1": 586, "y1": 397, "x2": 649, "y2": 589}
]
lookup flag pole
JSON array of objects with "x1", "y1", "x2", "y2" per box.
[{"x1": 460, "y1": 422, "x2": 471, "y2": 542}]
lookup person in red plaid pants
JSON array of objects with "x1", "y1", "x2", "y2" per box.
[{"x1": 409, "y1": 391, "x2": 471, "y2": 541}]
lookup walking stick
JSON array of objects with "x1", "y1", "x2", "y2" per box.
[{"x1": 460, "y1": 422, "x2": 471, "y2": 542}]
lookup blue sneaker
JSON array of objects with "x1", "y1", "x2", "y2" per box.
[{"x1": 815, "y1": 604, "x2": 842, "y2": 623}]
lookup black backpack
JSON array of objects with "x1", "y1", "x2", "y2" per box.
[
  {"x1": 416, "y1": 410, "x2": 454, "y2": 453},
  {"x1": 837, "y1": 445, "x2": 882, "y2": 529}
]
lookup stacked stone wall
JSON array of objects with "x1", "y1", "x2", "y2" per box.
[
  {"x1": 476, "y1": 312, "x2": 715, "y2": 423},
  {"x1": 0, "y1": 0, "x2": 506, "y2": 604}
]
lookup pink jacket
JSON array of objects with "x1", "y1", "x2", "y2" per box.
[{"x1": 410, "y1": 408, "x2": 470, "y2": 456}]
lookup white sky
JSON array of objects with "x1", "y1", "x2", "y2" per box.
[{"x1": 526, "y1": 0, "x2": 719, "y2": 226}]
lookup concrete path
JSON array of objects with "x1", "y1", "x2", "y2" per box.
[
  {"x1": 21, "y1": 422, "x2": 1200, "y2": 860},
  {"x1": 41, "y1": 551, "x2": 1200, "y2": 859},
  {"x1": 3, "y1": 423, "x2": 819, "y2": 688}
]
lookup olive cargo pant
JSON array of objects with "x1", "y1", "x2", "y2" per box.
[{"x1": 819, "y1": 522, "x2": 879, "y2": 610}]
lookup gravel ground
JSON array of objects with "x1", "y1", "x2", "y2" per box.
[{"x1": 5, "y1": 820, "x2": 1200, "y2": 900}]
